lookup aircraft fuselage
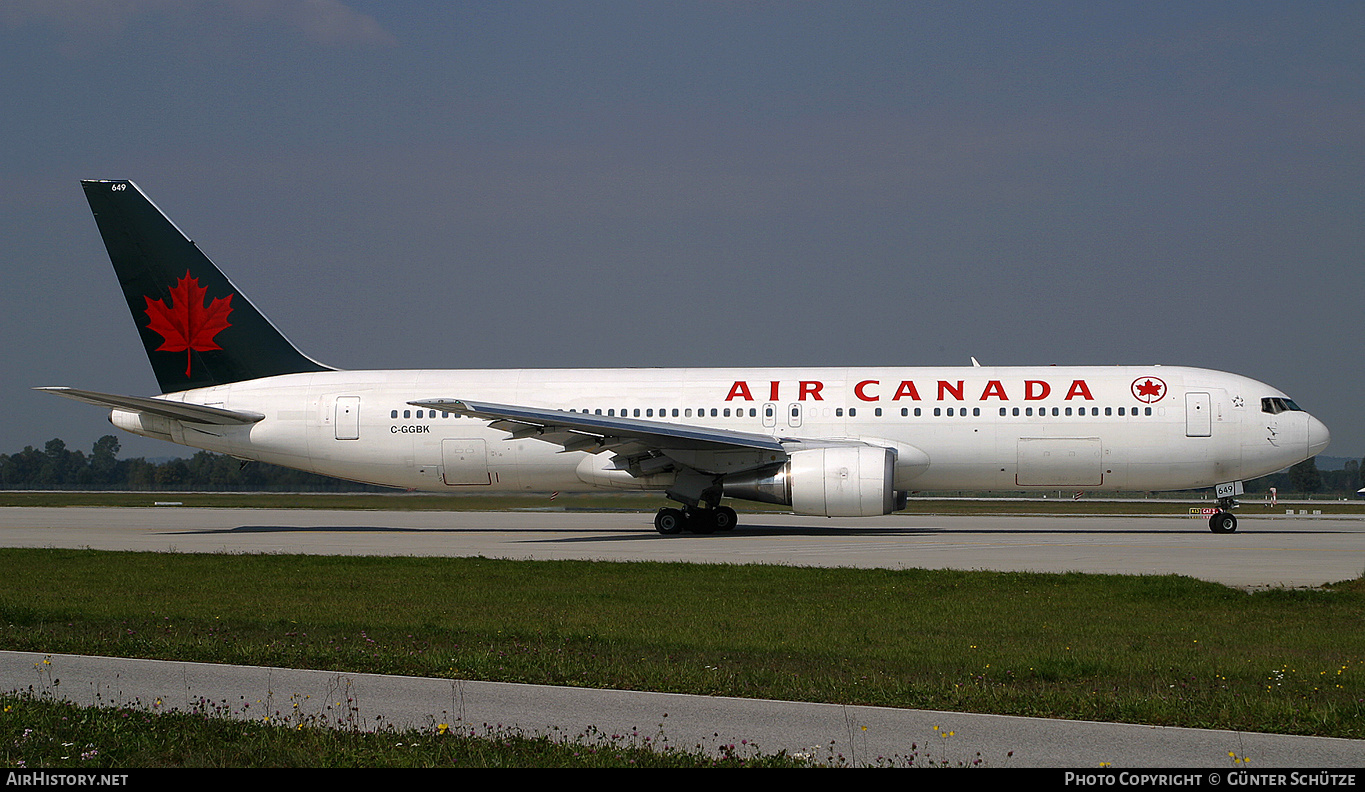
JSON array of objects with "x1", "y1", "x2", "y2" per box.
[{"x1": 112, "y1": 364, "x2": 1327, "y2": 496}]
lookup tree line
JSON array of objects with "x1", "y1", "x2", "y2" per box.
[
  {"x1": 1243, "y1": 457, "x2": 1362, "y2": 498},
  {"x1": 3, "y1": 435, "x2": 1363, "y2": 497},
  {"x1": 0, "y1": 436, "x2": 385, "y2": 492}
]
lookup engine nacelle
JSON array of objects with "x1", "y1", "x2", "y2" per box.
[{"x1": 724, "y1": 445, "x2": 898, "y2": 517}]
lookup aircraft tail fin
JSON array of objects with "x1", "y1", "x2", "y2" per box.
[{"x1": 81, "y1": 180, "x2": 332, "y2": 393}]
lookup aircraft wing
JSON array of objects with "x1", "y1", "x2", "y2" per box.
[
  {"x1": 36, "y1": 387, "x2": 265, "y2": 425},
  {"x1": 408, "y1": 398, "x2": 787, "y2": 468}
]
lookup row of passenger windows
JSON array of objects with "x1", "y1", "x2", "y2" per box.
[
  {"x1": 878, "y1": 406, "x2": 1153, "y2": 417},
  {"x1": 393, "y1": 409, "x2": 459, "y2": 419},
  {"x1": 391, "y1": 405, "x2": 1155, "y2": 420}
]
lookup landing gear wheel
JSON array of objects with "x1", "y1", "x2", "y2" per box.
[
  {"x1": 713, "y1": 506, "x2": 738, "y2": 532},
  {"x1": 654, "y1": 508, "x2": 685, "y2": 535},
  {"x1": 685, "y1": 507, "x2": 717, "y2": 534},
  {"x1": 1208, "y1": 511, "x2": 1238, "y2": 534}
]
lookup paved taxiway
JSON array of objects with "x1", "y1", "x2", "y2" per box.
[
  {"x1": 1, "y1": 506, "x2": 1362, "y2": 588},
  {"x1": 3, "y1": 506, "x2": 1363, "y2": 766}
]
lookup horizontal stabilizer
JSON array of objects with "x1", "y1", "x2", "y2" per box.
[{"x1": 35, "y1": 387, "x2": 264, "y2": 425}]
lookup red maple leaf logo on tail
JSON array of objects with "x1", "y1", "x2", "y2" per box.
[{"x1": 144, "y1": 271, "x2": 234, "y2": 379}]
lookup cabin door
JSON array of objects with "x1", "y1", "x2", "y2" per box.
[
  {"x1": 1185, "y1": 392, "x2": 1212, "y2": 437},
  {"x1": 334, "y1": 397, "x2": 360, "y2": 440}
]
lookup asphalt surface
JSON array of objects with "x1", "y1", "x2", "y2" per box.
[
  {"x1": 2, "y1": 506, "x2": 1363, "y2": 767},
  {"x1": 1, "y1": 506, "x2": 1362, "y2": 588}
]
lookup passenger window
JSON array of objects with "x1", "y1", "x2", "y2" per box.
[
  {"x1": 403, "y1": 410, "x2": 411, "y2": 419},
  {"x1": 391, "y1": 410, "x2": 398, "y2": 419}
]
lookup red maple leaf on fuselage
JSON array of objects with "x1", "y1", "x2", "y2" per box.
[
  {"x1": 144, "y1": 271, "x2": 234, "y2": 379},
  {"x1": 1136, "y1": 379, "x2": 1163, "y2": 398}
]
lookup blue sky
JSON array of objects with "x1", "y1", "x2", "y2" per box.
[{"x1": 2, "y1": 1, "x2": 1361, "y2": 461}]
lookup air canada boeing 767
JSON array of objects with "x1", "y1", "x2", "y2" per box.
[{"x1": 40, "y1": 180, "x2": 1330, "y2": 534}]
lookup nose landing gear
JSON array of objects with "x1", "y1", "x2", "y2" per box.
[
  {"x1": 1208, "y1": 510, "x2": 1238, "y2": 533},
  {"x1": 1209, "y1": 481, "x2": 1243, "y2": 533}
]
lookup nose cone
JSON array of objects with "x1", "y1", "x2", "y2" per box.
[{"x1": 1308, "y1": 414, "x2": 1331, "y2": 457}]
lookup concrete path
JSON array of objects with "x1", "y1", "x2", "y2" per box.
[{"x1": 4, "y1": 651, "x2": 1362, "y2": 768}]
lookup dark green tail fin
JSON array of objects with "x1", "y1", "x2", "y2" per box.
[{"x1": 82, "y1": 180, "x2": 332, "y2": 393}]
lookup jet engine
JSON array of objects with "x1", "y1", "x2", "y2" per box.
[{"x1": 723, "y1": 445, "x2": 898, "y2": 517}]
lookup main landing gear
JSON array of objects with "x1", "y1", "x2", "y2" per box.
[{"x1": 654, "y1": 505, "x2": 738, "y2": 535}]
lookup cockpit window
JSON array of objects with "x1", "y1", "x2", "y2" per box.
[{"x1": 1261, "y1": 397, "x2": 1303, "y2": 414}]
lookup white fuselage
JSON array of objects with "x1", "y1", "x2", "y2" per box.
[{"x1": 109, "y1": 364, "x2": 1329, "y2": 497}]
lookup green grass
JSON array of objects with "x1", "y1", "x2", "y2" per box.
[
  {"x1": 2, "y1": 548, "x2": 1363, "y2": 742},
  {"x1": 0, "y1": 694, "x2": 817, "y2": 768}
]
